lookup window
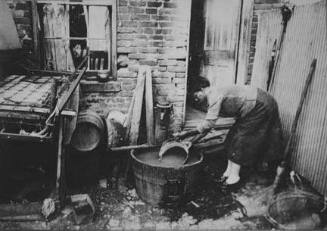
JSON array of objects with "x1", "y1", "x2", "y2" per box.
[{"x1": 37, "y1": 0, "x2": 117, "y2": 79}]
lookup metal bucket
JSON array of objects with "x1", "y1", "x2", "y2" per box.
[
  {"x1": 131, "y1": 147, "x2": 203, "y2": 207},
  {"x1": 71, "y1": 110, "x2": 105, "y2": 152}
]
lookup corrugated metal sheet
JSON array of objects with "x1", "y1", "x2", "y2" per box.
[
  {"x1": 270, "y1": 0, "x2": 327, "y2": 195},
  {"x1": 251, "y1": 9, "x2": 282, "y2": 90}
]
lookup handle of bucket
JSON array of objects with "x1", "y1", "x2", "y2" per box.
[{"x1": 181, "y1": 133, "x2": 207, "y2": 164}]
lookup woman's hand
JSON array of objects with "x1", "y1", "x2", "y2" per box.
[{"x1": 172, "y1": 131, "x2": 188, "y2": 140}]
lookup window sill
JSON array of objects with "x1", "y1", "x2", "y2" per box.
[{"x1": 80, "y1": 80, "x2": 121, "y2": 93}]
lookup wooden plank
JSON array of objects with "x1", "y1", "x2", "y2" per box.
[
  {"x1": 124, "y1": 94, "x2": 135, "y2": 141},
  {"x1": 0, "y1": 105, "x2": 50, "y2": 114},
  {"x1": 236, "y1": 0, "x2": 254, "y2": 84},
  {"x1": 37, "y1": 0, "x2": 115, "y2": 6},
  {"x1": 145, "y1": 67, "x2": 155, "y2": 145},
  {"x1": 0, "y1": 202, "x2": 42, "y2": 217},
  {"x1": 0, "y1": 214, "x2": 43, "y2": 222},
  {"x1": 253, "y1": 3, "x2": 283, "y2": 10},
  {"x1": 111, "y1": 0, "x2": 117, "y2": 79},
  {"x1": 233, "y1": 0, "x2": 244, "y2": 83},
  {"x1": 0, "y1": 108, "x2": 75, "y2": 118},
  {"x1": 129, "y1": 67, "x2": 145, "y2": 145},
  {"x1": 31, "y1": 0, "x2": 40, "y2": 63},
  {"x1": 24, "y1": 68, "x2": 73, "y2": 75},
  {"x1": 182, "y1": 0, "x2": 192, "y2": 125},
  {"x1": 109, "y1": 143, "x2": 159, "y2": 152},
  {"x1": 55, "y1": 116, "x2": 66, "y2": 208},
  {"x1": 54, "y1": 66, "x2": 87, "y2": 115},
  {"x1": 80, "y1": 81, "x2": 121, "y2": 92},
  {"x1": 0, "y1": 132, "x2": 52, "y2": 142}
]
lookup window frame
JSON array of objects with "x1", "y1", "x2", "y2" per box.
[{"x1": 36, "y1": 0, "x2": 117, "y2": 80}]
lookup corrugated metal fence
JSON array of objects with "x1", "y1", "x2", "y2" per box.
[{"x1": 269, "y1": 0, "x2": 327, "y2": 195}]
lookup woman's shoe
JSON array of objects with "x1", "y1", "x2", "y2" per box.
[
  {"x1": 217, "y1": 176, "x2": 228, "y2": 184},
  {"x1": 221, "y1": 180, "x2": 242, "y2": 192}
]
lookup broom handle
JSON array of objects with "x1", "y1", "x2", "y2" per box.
[
  {"x1": 272, "y1": 59, "x2": 317, "y2": 189},
  {"x1": 281, "y1": 59, "x2": 317, "y2": 165}
]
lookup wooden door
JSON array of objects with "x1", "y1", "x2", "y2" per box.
[{"x1": 201, "y1": 0, "x2": 241, "y2": 88}]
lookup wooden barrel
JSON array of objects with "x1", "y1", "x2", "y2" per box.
[
  {"x1": 71, "y1": 110, "x2": 104, "y2": 152},
  {"x1": 131, "y1": 147, "x2": 203, "y2": 207}
]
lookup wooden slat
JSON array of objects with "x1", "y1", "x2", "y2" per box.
[
  {"x1": 109, "y1": 143, "x2": 159, "y2": 152},
  {"x1": 111, "y1": 0, "x2": 117, "y2": 78},
  {"x1": 0, "y1": 132, "x2": 52, "y2": 142},
  {"x1": 54, "y1": 66, "x2": 87, "y2": 115},
  {"x1": 31, "y1": 0, "x2": 40, "y2": 63},
  {"x1": 236, "y1": 0, "x2": 254, "y2": 85},
  {"x1": 0, "y1": 105, "x2": 50, "y2": 114},
  {"x1": 80, "y1": 81, "x2": 121, "y2": 93},
  {"x1": 129, "y1": 67, "x2": 145, "y2": 145},
  {"x1": 145, "y1": 67, "x2": 155, "y2": 145},
  {"x1": 124, "y1": 94, "x2": 135, "y2": 141},
  {"x1": 55, "y1": 117, "x2": 65, "y2": 208},
  {"x1": 37, "y1": 0, "x2": 115, "y2": 6}
]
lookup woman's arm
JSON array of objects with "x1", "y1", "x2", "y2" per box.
[{"x1": 196, "y1": 95, "x2": 223, "y2": 133}]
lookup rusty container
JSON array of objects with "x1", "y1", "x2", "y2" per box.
[
  {"x1": 106, "y1": 112, "x2": 126, "y2": 148},
  {"x1": 154, "y1": 102, "x2": 172, "y2": 145},
  {"x1": 131, "y1": 147, "x2": 203, "y2": 207},
  {"x1": 71, "y1": 110, "x2": 105, "y2": 152}
]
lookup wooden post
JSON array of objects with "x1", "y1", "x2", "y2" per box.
[
  {"x1": 145, "y1": 67, "x2": 155, "y2": 145},
  {"x1": 55, "y1": 116, "x2": 66, "y2": 208},
  {"x1": 124, "y1": 94, "x2": 135, "y2": 141},
  {"x1": 236, "y1": 0, "x2": 254, "y2": 85},
  {"x1": 31, "y1": 0, "x2": 40, "y2": 65},
  {"x1": 129, "y1": 67, "x2": 146, "y2": 145},
  {"x1": 124, "y1": 67, "x2": 145, "y2": 180}
]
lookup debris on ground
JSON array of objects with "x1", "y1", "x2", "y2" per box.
[
  {"x1": 0, "y1": 155, "x2": 324, "y2": 230},
  {"x1": 41, "y1": 198, "x2": 55, "y2": 219},
  {"x1": 70, "y1": 194, "x2": 95, "y2": 225}
]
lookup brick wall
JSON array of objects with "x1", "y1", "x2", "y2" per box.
[
  {"x1": 113, "y1": 0, "x2": 191, "y2": 133},
  {"x1": 6, "y1": 0, "x2": 191, "y2": 133}
]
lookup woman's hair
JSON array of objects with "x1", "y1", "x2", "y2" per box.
[
  {"x1": 188, "y1": 76, "x2": 210, "y2": 112},
  {"x1": 192, "y1": 89, "x2": 209, "y2": 112},
  {"x1": 195, "y1": 76, "x2": 210, "y2": 92}
]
